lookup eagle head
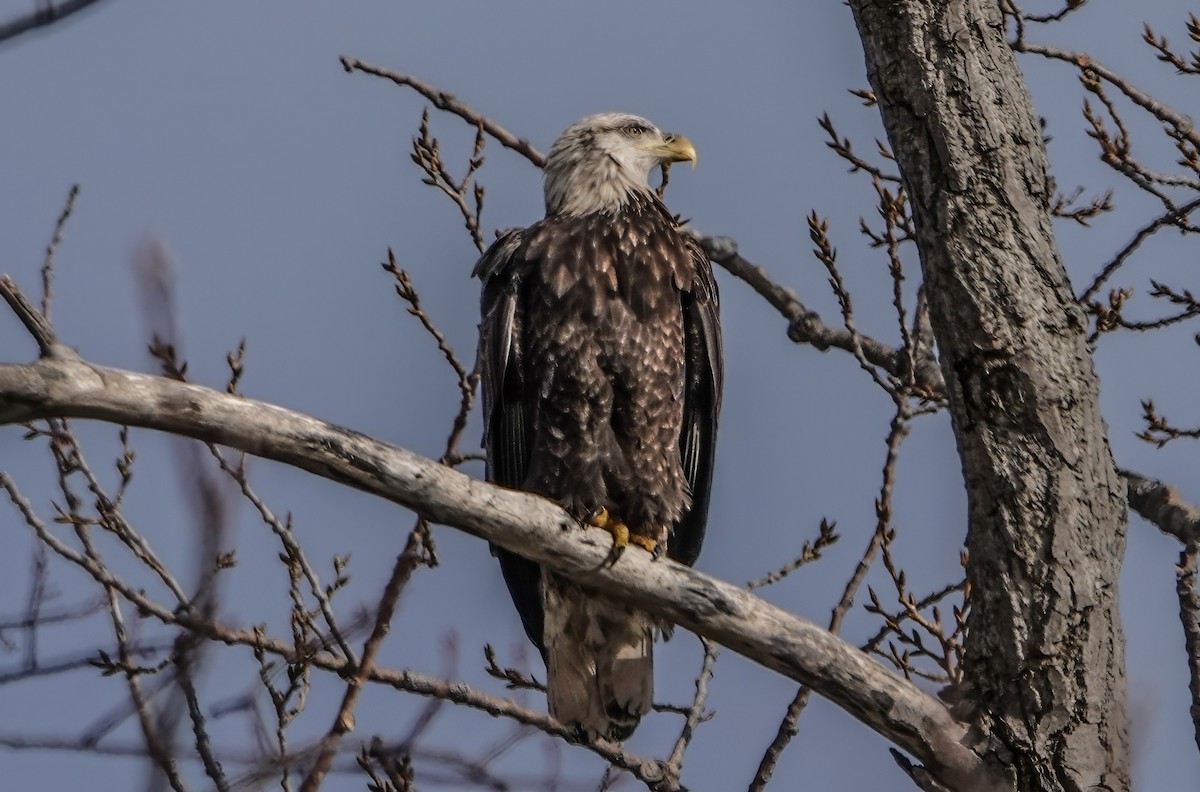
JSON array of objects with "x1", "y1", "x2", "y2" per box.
[{"x1": 543, "y1": 112, "x2": 696, "y2": 216}]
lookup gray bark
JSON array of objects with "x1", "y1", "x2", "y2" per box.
[{"x1": 847, "y1": 1, "x2": 1130, "y2": 789}]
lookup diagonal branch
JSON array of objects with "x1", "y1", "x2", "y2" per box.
[
  {"x1": 1012, "y1": 40, "x2": 1200, "y2": 153},
  {"x1": 0, "y1": 352, "x2": 992, "y2": 791},
  {"x1": 1, "y1": 275, "x2": 58, "y2": 355},
  {"x1": 694, "y1": 233, "x2": 945, "y2": 396},
  {"x1": 1123, "y1": 469, "x2": 1200, "y2": 544},
  {"x1": 340, "y1": 57, "x2": 546, "y2": 168},
  {"x1": 0, "y1": 0, "x2": 108, "y2": 47}
]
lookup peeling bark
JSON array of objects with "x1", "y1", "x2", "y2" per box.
[{"x1": 847, "y1": 1, "x2": 1130, "y2": 789}]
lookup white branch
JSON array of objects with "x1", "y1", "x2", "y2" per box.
[{"x1": 0, "y1": 354, "x2": 991, "y2": 789}]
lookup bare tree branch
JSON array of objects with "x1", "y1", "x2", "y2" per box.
[
  {"x1": 1123, "y1": 469, "x2": 1200, "y2": 544},
  {"x1": 1, "y1": 275, "x2": 58, "y2": 355},
  {"x1": 340, "y1": 57, "x2": 546, "y2": 167},
  {"x1": 662, "y1": 638, "x2": 718, "y2": 784},
  {"x1": 1012, "y1": 39, "x2": 1200, "y2": 153},
  {"x1": 40, "y1": 183, "x2": 78, "y2": 322},
  {"x1": 0, "y1": 351, "x2": 991, "y2": 790},
  {"x1": 1078, "y1": 196, "x2": 1200, "y2": 303},
  {"x1": 298, "y1": 532, "x2": 426, "y2": 792},
  {"x1": 693, "y1": 233, "x2": 945, "y2": 396},
  {"x1": 0, "y1": 0, "x2": 107, "y2": 47}
]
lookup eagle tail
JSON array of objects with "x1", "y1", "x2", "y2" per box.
[{"x1": 542, "y1": 572, "x2": 654, "y2": 741}]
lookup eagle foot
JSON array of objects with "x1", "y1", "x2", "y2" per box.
[
  {"x1": 628, "y1": 534, "x2": 661, "y2": 558},
  {"x1": 587, "y1": 507, "x2": 630, "y2": 565},
  {"x1": 588, "y1": 509, "x2": 663, "y2": 562}
]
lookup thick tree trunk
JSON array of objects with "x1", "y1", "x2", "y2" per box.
[{"x1": 847, "y1": 1, "x2": 1130, "y2": 789}]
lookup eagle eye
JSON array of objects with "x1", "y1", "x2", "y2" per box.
[{"x1": 623, "y1": 124, "x2": 647, "y2": 137}]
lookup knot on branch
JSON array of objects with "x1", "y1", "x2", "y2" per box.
[
  {"x1": 787, "y1": 311, "x2": 829, "y2": 348},
  {"x1": 704, "y1": 235, "x2": 738, "y2": 261}
]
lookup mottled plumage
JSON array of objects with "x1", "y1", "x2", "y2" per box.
[{"x1": 475, "y1": 113, "x2": 722, "y2": 740}]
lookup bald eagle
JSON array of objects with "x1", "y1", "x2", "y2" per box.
[{"x1": 475, "y1": 113, "x2": 722, "y2": 740}]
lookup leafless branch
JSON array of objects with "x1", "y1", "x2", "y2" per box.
[
  {"x1": 340, "y1": 57, "x2": 546, "y2": 167},
  {"x1": 0, "y1": 349, "x2": 990, "y2": 790},
  {"x1": 1122, "y1": 469, "x2": 1200, "y2": 544},
  {"x1": 1077, "y1": 193, "x2": 1200, "y2": 305},
  {"x1": 382, "y1": 246, "x2": 481, "y2": 557},
  {"x1": 662, "y1": 639, "x2": 718, "y2": 784},
  {"x1": 818, "y1": 113, "x2": 902, "y2": 184},
  {"x1": 747, "y1": 518, "x2": 838, "y2": 590},
  {"x1": 809, "y1": 212, "x2": 895, "y2": 393},
  {"x1": 1049, "y1": 186, "x2": 1113, "y2": 226},
  {"x1": 1142, "y1": 17, "x2": 1200, "y2": 76},
  {"x1": 1012, "y1": 40, "x2": 1200, "y2": 154},
  {"x1": 1138, "y1": 399, "x2": 1200, "y2": 448},
  {"x1": 299, "y1": 531, "x2": 426, "y2": 792},
  {"x1": 0, "y1": 0, "x2": 107, "y2": 46},
  {"x1": 176, "y1": 648, "x2": 230, "y2": 792},
  {"x1": 409, "y1": 110, "x2": 488, "y2": 253},
  {"x1": 1, "y1": 275, "x2": 58, "y2": 355},
  {"x1": 1013, "y1": 0, "x2": 1088, "y2": 26},
  {"x1": 40, "y1": 183, "x2": 78, "y2": 322},
  {"x1": 693, "y1": 233, "x2": 946, "y2": 398}
]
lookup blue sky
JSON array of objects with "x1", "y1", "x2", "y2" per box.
[{"x1": 1, "y1": 1, "x2": 1198, "y2": 789}]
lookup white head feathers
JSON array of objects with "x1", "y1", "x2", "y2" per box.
[{"x1": 543, "y1": 113, "x2": 697, "y2": 216}]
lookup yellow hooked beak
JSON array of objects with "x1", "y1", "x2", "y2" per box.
[{"x1": 657, "y1": 133, "x2": 697, "y2": 168}]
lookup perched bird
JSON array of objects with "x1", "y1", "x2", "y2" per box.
[{"x1": 474, "y1": 113, "x2": 723, "y2": 741}]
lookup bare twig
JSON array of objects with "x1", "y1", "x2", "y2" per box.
[
  {"x1": 862, "y1": 580, "x2": 969, "y2": 656},
  {"x1": 0, "y1": 597, "x2": 102, "y2": 631},
  {"x1": 1050, "y1": 186, "x2": 1114, "y2": 225},
  {"x1": 41, "y1": 183, "x2": 79, "y2": 323},
  {"x1": 818, "y1": 113, "x2": 902, "y2": 184},
  {"x1": 809, "y1": 212, "x2": 895, "y2": 393},
  {"x1": 747, "y1": 518, "x2": 838, "y2": 590},
  {"x1": 693, "y1": 233, "x2": 946, "y2": 397},
  {"x1": 340, "y1": 57, "x2": 546, "y2": 167},
  {"x1": 0, "y1": 0, "x2": 107, "y2": 46},
  {"x1": 1013, "y1": 40, "x2": 1200, "y2": 153},
  {"x1": 1142, "y1": 18, "x2": 1200, "y2": 76},
  {"x1": 383, "y1": 249, "x2": 470, "y2": 397},
  {"x1": 209, "y1": 445, "x2": 357, "y2": 664},
  {"x1": 176, "y1": 649, "x2": 230, "y2": 792},
  {"x1": 22, "y1": 541, "x2": 48, "y2": 671},
  {"x1": 662, "y1": 638, "x2": 719, "y2": 783},
  {"x1": 298, "y1": 532, "x2": 426, "y2": 792},
  {"x1": 409, "y1": 111, "x2": 488, "y2": 253},
  {"x1": 1078, "y1": 196, "x2": 1200, "y2": 303},
  {"x1": 0, "y1": 641, "x2": 171, "y2": 685},
  {"x1": 1138, "y1": 400, "x2": 1200, "y2": 448}
]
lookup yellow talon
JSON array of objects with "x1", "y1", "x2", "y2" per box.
[
  {"x1": 586, "y1": 508, "x2": 660, "y2": 562},
  {"x1": 629, "y1": 534, "x2": 658, "y2": 555},
  {"x1": 604, "y1": 518, "x2": 630, "y2": 565},
  {"x1": 587, "y1": 507, "x2": 632, "y2": 565}
]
